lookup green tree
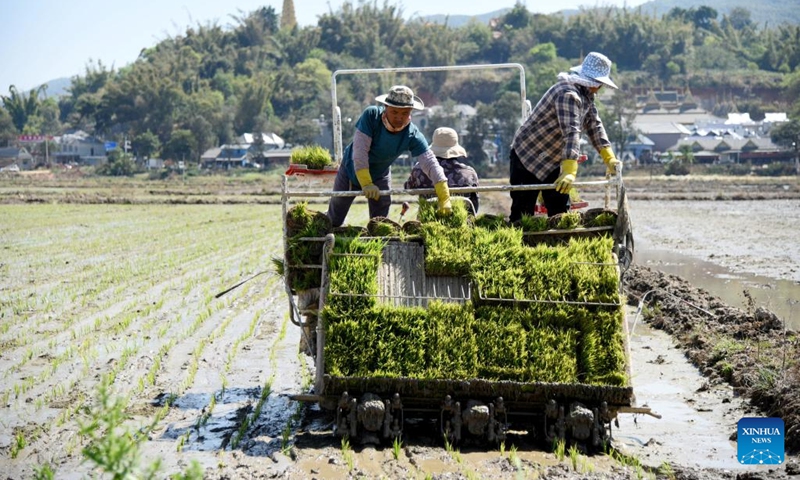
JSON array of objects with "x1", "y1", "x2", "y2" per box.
[
  {"x1": 234, "y1": 75, "x2": 274, "y2": 135},
  {"x1": 0, "y1": 107, "x2": 17, "y2": 145},
  {"x1": 60, "y1": 60, "x2": 113, "y2": 130},
  {"x1": 1, "y1": 85, "x2": 47, "y2": 132},
  {"x1": 770, "y1": 119, "x2": 800, "y2": 168},
  {"x1": 97, "y1": 149, "x2": 137, "y2": 176},
  {"x1": 461, "y1": 103, "x2": 494, "y2": 170},
  {"x1": 280, "y1": 114, "x2": 320, "y2": 146},
  {"x1": 132, "y1": 131, "x2": 161, "y2": 160},
  {"x1": 163, "y1": 129, "x2": 198, "y2": 163}
]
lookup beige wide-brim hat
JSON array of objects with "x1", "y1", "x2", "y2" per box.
[
  {"x1": 430, "y1": 127, "x2": 467, "y2": 159},
  {"x1": 375, "y1": 85, "x2": 425, "y2": 110},
  {"x1": 570, "y1": 52, "x2": 618, "y2": 89}
]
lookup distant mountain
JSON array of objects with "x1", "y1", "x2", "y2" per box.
[
  {"x1": 422, "y1": 1, "x2": 797, "y2": 28},
  {"x1": 558, "y1": 0, "x2": 798, "y2": 26},
  {"x1": 39, "y1": 77, "x2": 71, "y2": 98},
  {"x1": 422, "y1": 8, "x2": 510, "y2": 28}
]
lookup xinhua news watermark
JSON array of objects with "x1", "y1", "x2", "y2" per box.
[{"x1": 738, "y1": 417, "x2": 784, "y2": 465}]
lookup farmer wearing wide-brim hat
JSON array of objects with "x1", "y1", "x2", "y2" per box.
[
  {"x1": 327, "y1": 85, "x2": 452, "y2": 227},
  {"x1": 405, "y1": 127, "x2": 480, "y2": 214},
  {"x1": 508, "y1": 51, "x2": 623, "y2": 221}
]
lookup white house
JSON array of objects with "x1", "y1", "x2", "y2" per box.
[
  {"x1": 54, "y1": 130, "x2": 107, "y2": 166},
  {"x1": 0, "y1": 147, "x2": 34, "y2": 170}
]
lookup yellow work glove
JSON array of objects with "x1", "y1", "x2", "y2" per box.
[
  {"x1": 355, "y1": 168, "x2": 380, "y2": 200},
  {"x1": 600, "y1": 147, "x2": 622, "y2": 176},
  {"x1": 554, "y1": 159, "x2": 578, "y2": 194},
  {"x1": 434, "y1": 181, "x2": 452, "y2": 215}
]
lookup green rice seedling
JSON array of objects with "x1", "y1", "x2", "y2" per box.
[
  {"x1": 553, "y1": 438, "x2": 566, "y2": 461},
  {"x1": 553, "y1": 211, "x2": 582, "y2": 230},
  {"x1": 271, "y1": 256, "x2": 285, "y2": 276},
  {"x1": 660, "y1": 462, "x2": 676, "y2": 480},
  {"x1": 11, "y1": 430, "x2": 26, "y2": 458},
  {"x1": 176, "y1": 431, "x2": 190, "y2": 452},
  {"x1": 79, "y1": 379, "x2": 160, "y2": 479},
  {"x1": 443, "y1": 435, "x2": 462, "y2": 463},
  {"x1": 420, "y1": 223, "x2": 474, "y2": 276},
  {"x1": 416, "y1": 196, "x2": 469, "y2": 228},
  {"x1": 523, "y1": 325, "x2": 579, "y2": 383},
  {"x1": 32, "y1": 463, "x2": 55, "y2": 480},
  {"x1": 290, "y1": 145, "x2": 333, "y2": 169},
  {"x1": 281, "y1": 421, "x2": 292, "y2": 454},
  {"x1": 568, "y1": 444, "x2": 580, "y2": 470},
  {"x1": 518, "y1": 213, "x2": 549, "y2": 232},
  {"x1": 392, "y1": 436, "x2": 403, "y2": 460},
  {"x1": 590, "y1": 211, "x2": 617, "y2": 227},
  {"x1": 341, "y1": 437, "x2": 354, "y2": 471},
  {"x1": 508, "y1": 444, "x2": 519, "y2": 467},
  {"x1": 474, "y1": 214, "x2": 506, "y2": 230},
  {"x1": 367, "y1": 217, "x2": 402, "y2": 237},
  {"x1": 324, "y1": 237, "x2": 384, "y2": 314},
  {"x1": 499, "y1": 440, "x2": 506, "y2": 456},
  {"x1": 580, "y1": 456, "x2": 594, "y2": 473},
  {"x1": 173, "y1": 461, "x2": 204, "y2": 480}
]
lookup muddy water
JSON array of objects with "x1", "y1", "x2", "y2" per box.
[
  {"x1": 617, "y1": 308, "x2": 753, "y2": 472},
  {"x1": 633, "y1": 248, "x2": 800, "y2": 331}
]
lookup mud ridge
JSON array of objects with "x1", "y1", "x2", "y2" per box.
[{"x1": 623, "y1": 264, "x2": 800, "y2": 453}]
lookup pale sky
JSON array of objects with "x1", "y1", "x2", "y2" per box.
[{"x1": 1, "y1": 0, "x2": 647, "y2": 93}]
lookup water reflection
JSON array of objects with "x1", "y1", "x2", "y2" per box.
[{"x1": 633, "y1": 248, "x2": 800, "y2": 331}]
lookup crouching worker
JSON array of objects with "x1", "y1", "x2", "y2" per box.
[
  {"x1": 404, "y1": 127, "x2": 480, "y2": 214},
  {"x1": 326, "y1": 85, "x2": 452, "y2": 227}
]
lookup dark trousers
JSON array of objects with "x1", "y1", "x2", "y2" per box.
[
  {"x1": 326, "y1": 167, "x2": 392, "y2": 227},
  {"x1": 509, "y1": 148, "x2": 570, "y2": 221}
]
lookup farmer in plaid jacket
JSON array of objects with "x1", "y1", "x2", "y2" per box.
[{"x1": 509, "y1": 52, "x2": 622, "y2": 221}]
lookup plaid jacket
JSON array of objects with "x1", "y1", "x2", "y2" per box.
[{"x1": 511, "y1": 80, "x2": 611, "y2": 180}]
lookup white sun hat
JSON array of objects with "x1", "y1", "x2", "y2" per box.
[{"x1": 570, "y1": 52, "x2": 618, "y2": 89}]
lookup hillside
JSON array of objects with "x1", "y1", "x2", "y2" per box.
[
  {"x1": 422, "y1": 8, "x2": 510, "y2": 27},
  {"x1": 632, "y1": 0, "x2": 799, "y2": 26}
]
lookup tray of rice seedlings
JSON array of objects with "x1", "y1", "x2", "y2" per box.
[
  {"x1": 289, "y1": 144, "x2": 334, "y2": 170},
  {"x1": 401, "y1": 220, "x2": 422, "y2": 235},
  {"x1": 548, "y1": 211, "x2": 583, "y2": 230},
  {"x1": 316, "y1": 210, "x2": 632, "y2": 422},
  {"x1": 416, "y1": 196, "x2": 470, "y2": 228},
  {"x1": 474, "y1": 214, "x2": 508, "y2": 230},
  {"x1": 367, "y1": 216, "x2": 402, "y2": 237},
  {"x1": 325, "y1": 237, "x2": 385, "y2": 315},
  {"x1": 583, "y1": 208, "x2": 618, "y2": 228},
  {"x1": 332, "y1": 225, "x2": 368, "y2": 238},
  {"x1": 515, "y1": 213, "x2": 549, "y2": 232},
  {"x1": 420, "y1": 223, "x2": 475, "y2": 276},
  {"x1": 285, "y1": 203, "x2": 331, "y2": 291}
]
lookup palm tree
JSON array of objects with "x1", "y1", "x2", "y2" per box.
[{"x1": 1, "y1": 85, "x2": 47, "y2": 132}]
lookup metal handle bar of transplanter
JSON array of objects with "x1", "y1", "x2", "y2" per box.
[{"x1": 282, "y1": 173, "x2": 625, "y2": 227}]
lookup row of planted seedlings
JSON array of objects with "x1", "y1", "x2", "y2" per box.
[
  {"x1": 0, "y1": 204, "x2": 265, "y2": 353},
  {"x1": 285, "y1": 199, "x2": 627, "y2": 386},
  {"x1": 1, "y1": 204, "x2": 281, "y2": 467},
  {"x1": 1, "y1": 205, "x2": 268, "y2": 406},
  {"x1": 3, "y1": 204, "x2": 270, "y2": 361}
]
